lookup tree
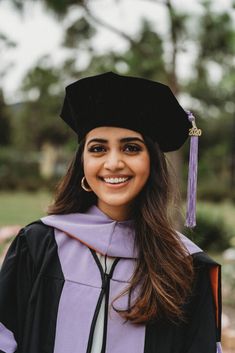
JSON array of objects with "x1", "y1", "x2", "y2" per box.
[
  {"x1": 12, "y1": 56, "x2": 72, "y2": 150},
  {"x1": 0, "y1": 90, "x2": 11, "y2": 145},
  {"x1": 185, "y1": 1, "x2": 235, "y2": 194},
  {"x1": 0, "y1": 32, "x2": 16, "y2": 146},
  {"x1": 0, "y1": 32, "x2": 16, "y2": 83},
  {"x1": 7, "y1": 0, "x2": 235, "y2": 199}
]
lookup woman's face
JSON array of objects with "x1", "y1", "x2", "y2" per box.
[{"x1": 83, "y1": 126, "x2": 150, "y2": 220}]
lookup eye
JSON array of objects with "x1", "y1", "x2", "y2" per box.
[
  {"x1": 88, "y1": 144, "x2": 142, "y2": 153},
  {"x1": 88, "y1": 145, "x2": 106, "y2": 153},
  {"x1": 124, "y1": 144, "x2": 142, "y2": 153}
]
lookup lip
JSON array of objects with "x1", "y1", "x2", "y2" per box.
[{"x1": 99, "y1": 175, "x2": 133, "y2": 178}]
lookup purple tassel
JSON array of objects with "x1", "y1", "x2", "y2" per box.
[{"x1": 185, "y1": 111, "x2": 202, "y2": 228}]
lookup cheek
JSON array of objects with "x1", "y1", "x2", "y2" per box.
[
  {"x1": 83, "y1": 156, "x2": 100, "y2": 179},
  {"x1": 134, "y1": 155, "x2": 150, "y2": 178}
]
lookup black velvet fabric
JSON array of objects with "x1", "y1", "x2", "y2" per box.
[
  {"x1": 0, "y1": 221, "x2": 64, "y2": 353},
  {"x1": 60, "y1": 71, "x2": 191, "y2": 152}
]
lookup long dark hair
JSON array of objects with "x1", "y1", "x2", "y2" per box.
[{"x1": 48, "y1": 136, "x2": 193, "y2": 324}]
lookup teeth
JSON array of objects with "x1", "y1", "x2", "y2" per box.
[{"x1": 103, "y1": 177, "x2": 130, "y2": 184}]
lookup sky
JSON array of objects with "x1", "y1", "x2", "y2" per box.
[{"x1": 0, "y1": 0, "x2": 233, "y2": 103}]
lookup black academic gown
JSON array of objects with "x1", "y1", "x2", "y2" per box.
[{"x1": 0, "y1": 220, "x2": 222, "y2": 353}]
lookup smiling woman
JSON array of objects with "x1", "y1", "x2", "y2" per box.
[
  {"x1": 83, "y1": 126, "x2": 150, "y2": 221},
  {"x1": 0, "y1": 71, "x2": 222, "y2": 353}
]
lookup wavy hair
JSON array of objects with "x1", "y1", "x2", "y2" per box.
[{"x1": 48, "y1": 136, "x2": 193, "y2": 324}]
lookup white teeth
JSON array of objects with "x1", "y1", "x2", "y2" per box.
[{"x1": 103, "y1": 177, "x2": 130, "y2": 184}]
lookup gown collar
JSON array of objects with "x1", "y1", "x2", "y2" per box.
[{"x1": 41, "y1": 205, "x2": 137, "y2": 258}]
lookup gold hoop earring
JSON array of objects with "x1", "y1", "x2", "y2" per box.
[{"x1": 81, "y1": 176, "x2": 92, "y2": 192}]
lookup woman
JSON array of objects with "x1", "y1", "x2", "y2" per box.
[{"x1": 0, "y1": 71, "x2": 222, "y2": 353}]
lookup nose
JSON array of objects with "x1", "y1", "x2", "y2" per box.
[{"x1": 103, "y1": 151, "x2": 125, "y2": 171}]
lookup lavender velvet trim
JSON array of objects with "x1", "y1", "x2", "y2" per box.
[
  {"x1": 0, "y1": 322, "x2": 17, "y2": 353},
  {"x1": 217, "y1": 342, "x2": 223, "y2": 353}
]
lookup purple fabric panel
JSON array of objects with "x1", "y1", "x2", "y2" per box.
[
  {"x1": 53, "y1": 281, "x2": 100, "y2": 353},
  {"x1": 0, "y1": 322, "x2": 17, "y2": 353},
  {"x1": 107, "y1": 222, "x2": 137, "y2": 258},
  {"x1": 53, "y1": 229, "x2": 102, "y2": 352},
  {"x1": 111, "y1": 258, "x2": 136, "y2": 283},
  {"x1": 54, "y1": 229, "x2": 101, "y2": 285},
  {"x1": 217, "y1": 342, "x2": 223, "y2": 353},
  {"x1": 106, "y1": 280, "x2": 145, "y2": 353}
]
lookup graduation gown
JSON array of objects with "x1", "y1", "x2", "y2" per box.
[{"x1": 0, "y1": 205, "x2": 222, "y2": 353}]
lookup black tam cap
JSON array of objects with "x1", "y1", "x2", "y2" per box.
[{"x1": 60, "y1": 71, "x2": 191, "y2": 152}]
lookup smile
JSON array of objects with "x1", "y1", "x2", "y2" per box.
[{"x1": 98, "y1": 176, "x2": 133, "y2": 185}]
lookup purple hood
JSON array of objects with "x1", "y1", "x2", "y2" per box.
[{"x1": 41, "y1": 204, "x2": 202, "y2": 258}]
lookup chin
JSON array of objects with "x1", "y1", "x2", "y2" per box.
[{"x1": 98, "y1": 196, "x2": 135, "y2": 208}]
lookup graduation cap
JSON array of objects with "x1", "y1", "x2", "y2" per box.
[{"x1": 60, "y1": 71, "x2": 202, "y2": 227}]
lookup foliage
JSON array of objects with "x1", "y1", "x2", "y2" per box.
[
  {"x1": 197, "y1": 3, "x2": 235, "y2": 64},
  {"x1": 63, "y1": 17, "x2": 96, "y2": 49},
  {"x1": 82, "y1": 18, "x2": 168, "y2": 83},
  {"x1": 10, "y1": 0, "x2": 85, "y2": 16},
  {"x1": 222, "y1": 261, "x2": 235, "y2": 307},
  {"x1": 0, "y1": 147, "x2": 60, "y2": 191},
  {"x1": 0, "y1": 31, "x2": 16, "y2": 81},
  {"x1": 2, "y1": 0, "x2": 235, "y2": 200},
  {"x1": 182, "y1": 1, "x2": 235, "y2": 199},
  {"x1": 183, "y1": 202, "x2": 235, "y2": 252},
  {"x1": 0, "y1": 90, "x2": 11, "y2": 145},
  {"x1": 120, "y1": 19, "x2": 167, "y2": 82},
  {"x1": 10, "y1": 57, "x2": 74, "y2": 150}
]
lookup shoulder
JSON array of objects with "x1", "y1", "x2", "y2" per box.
[
  {"x1": 177, "y1": 232, "x2": 221, "y2": 321},
  {"x1": 176, "y1": 230, "x2": 220, "y2": 268},
  {"x1": 22, "y1": 219, "x2": 53, "y2": 236},
  {"x1": 17, "y1": 220, "x2": 56, "y2": 265},
  {"x1": 192, "y1": 251, "x2": 220, "y2": 269},
  {"x1": 19, "y1": 219, "x2": 54, "y2": 244}
]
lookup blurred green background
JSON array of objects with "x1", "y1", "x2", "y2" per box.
[{"x1": 0, "y1": 0, "x2": 235, "y2": 345}]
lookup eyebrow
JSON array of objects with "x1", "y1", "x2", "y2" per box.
[{"x1": 87, "y1": 137, "x2": 146, "y2": 146}]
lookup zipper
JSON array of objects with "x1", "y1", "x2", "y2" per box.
[{"x1": 86, "y1": 249, "x2": 120, "y2": 353}]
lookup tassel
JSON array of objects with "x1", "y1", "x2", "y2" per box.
[{"x1": 185, "y1": 111, "x2": 202, "y2": 228}]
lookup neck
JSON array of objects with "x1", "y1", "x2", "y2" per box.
[{"x1": 97, "y1": 201, "x2": 132, "y2": 221}]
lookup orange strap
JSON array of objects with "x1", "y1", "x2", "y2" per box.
[{"x1": 209, "y1": 265, "x2": 220, "y2": 327}]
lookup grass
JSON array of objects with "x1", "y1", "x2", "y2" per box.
[
  {"x1": 0, "y1": 191, "x2": 52, "y2": 227},
  {"x1": 1, "y1": 192, "x2": 234, "y2": 229}
]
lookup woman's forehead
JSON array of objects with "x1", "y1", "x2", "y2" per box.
[{"x1": 85, "y1": 126, "x2": 144, "y2": 140}]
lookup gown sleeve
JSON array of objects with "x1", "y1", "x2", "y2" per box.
[
  {"x1": 0, "y1": 228, "x2": 36, "y2": 353},
  {"x1": 184, "y1": 253, "x2": 222, "y2": 353}
]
